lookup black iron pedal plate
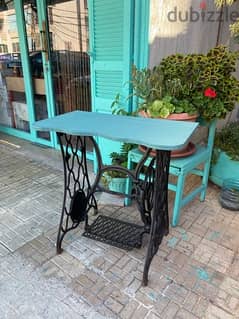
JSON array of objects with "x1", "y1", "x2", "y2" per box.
[{"x1": 83, "y1": 215, "x2": 145, "y2": 250}]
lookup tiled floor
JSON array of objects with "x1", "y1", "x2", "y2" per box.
[{"x1": 0, "y1": 133, "x2": 238, "y2": 319}]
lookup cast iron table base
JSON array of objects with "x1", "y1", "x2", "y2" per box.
[{"x1": 56, "y1": 133, "x2": 170, "y2": 286}]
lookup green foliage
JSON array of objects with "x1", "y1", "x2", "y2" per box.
[
  {"x1": 111, "y1": 93, "x2": 138, "y2": 117},
  {"x1": 144, "y1": 96, "x2": 197, "y2": 118},
  {"x1": 132, "y1": 46, "x2": 239, "y2": 121},
  {"x1": 214, "y1": 121, "x2": 239, "y2": 160},
  {"x1": 147, "y1": 96, "x2": 175, "y2": 118},
  {"x1": 131, "y1": 65, "x2": 164, "y2": 103},
  {"x1": 214, "y1": 0, "x2": 235, "y2": 7},
  {"x1": 111, "y1": 93, "x2": 131, "y2": 116},
  {"x1": 173, "y1": 99, "x2": 197, "y2": 115},
  {"x1": 214, "y1": 1, "x2": 239, "y2": 39},
  {"x1": 103, "y1": 143, "x2": 135, "y2": 180}
]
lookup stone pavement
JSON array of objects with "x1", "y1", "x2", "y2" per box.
[{"x1": 0, "y1": 133, "x2": 239, "y2": 319}]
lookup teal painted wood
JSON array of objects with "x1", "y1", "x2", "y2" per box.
[
  {"x1": 128, "y1": 145, "x2": 213, "y2": 173},
  {"x1": 181, "y1": 185, "x2": 205, "y2": 206},
  {"x1": 210, "y1": 150, "x2": 239, "y2": 187},
  {"x1": 173, "y1": 173, "x2": 185, "y2": 225},
  {"x1": 33, "y1": 111, "x2": 198, "y2": 150},
  {"x1": 36, "y1": 0, "x2": 57, "y2": 147},
  {"x1": 125, "y1": 120, "x2": 217, "y2": 226},
  {"x1": 88, "y1": 0, "x2": 134, "y2": 112},
  {"x1": 133, "y1": 0, "x2": 150, "y2": 70},
  {"x1": 0, "y1": 125, "x2": 52, "y2": 147},
  {"x1": 0, "y1": 125, "x2": 31, "y2": 140},
  {"x1": 13, "y1": 0, "x2": 37, "y2": 141},
  {"x1": 88, "y1": 0, "x2": 134, "y2": 164},
  {"x1": 170, "y1": 146, "x2": 212, "y2": 173},
  {"x1": 109, "y1": 178, "x2": 127, "y2": 193}
]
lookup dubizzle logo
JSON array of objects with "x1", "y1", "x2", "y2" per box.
[
  {"x1": 200, "y1": 0, "x2": 207, "y2": 10},
  {"x1": 167, "y1": 2, "x2": 239, "y2": 23}
]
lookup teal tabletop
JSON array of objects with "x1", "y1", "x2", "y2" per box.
[{"x1": 33, "y1": 111, "x2": 198, "y2": 151}]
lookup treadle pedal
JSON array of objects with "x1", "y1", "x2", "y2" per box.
[{"x1": 82, "y1": 215, "x2": 146, "y2": 250}]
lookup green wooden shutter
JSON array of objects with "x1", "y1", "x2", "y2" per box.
[{"x1": 88, "y1": 0, "x2": 134, "y2": 164}]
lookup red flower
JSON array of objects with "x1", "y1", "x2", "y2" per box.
[
  {"x1": 200, "y1": 0, "x2": 207, "y2": 10},
  {"x1": 204, "y1": 88, "x2": 217, "y2": 98}
]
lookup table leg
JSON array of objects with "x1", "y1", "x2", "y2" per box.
[
  {"x1": 56, "y1": 133, "x2": 98, "y2": 253},
  {"x1": 134, "y1": 148, "x2": 154, "y2": 228},
  {"x1": 142, "y1": 149, "x2": 170, "y2": 286}
]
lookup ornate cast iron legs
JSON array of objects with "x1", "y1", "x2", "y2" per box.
[
  {"x1": 142, "y1": 149, "x2": 171, "y2": 286},
  {"x1": 56, "y1": 132, "x2": 170, "y2": 285},
  {"x1": 56, "y1": 133, "x2": 98, "y2": 253},
  {"x1": 134, "y1": 148, "x2": 155, "y2": 229}
]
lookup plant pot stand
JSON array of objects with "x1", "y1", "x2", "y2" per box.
[
  {"x1": 138, "y1": 111, "x2": 198, "y2": 158},
  {"x1": 139, "y1": 142, "x2": 196, "y2": 158},
  {"x1": 210, "y1": 150, "x2": 239, "y2": 187}
]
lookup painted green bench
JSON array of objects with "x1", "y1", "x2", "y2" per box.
[{"x1": 125, "y1": 120, "x2": 217, "y2": 226}]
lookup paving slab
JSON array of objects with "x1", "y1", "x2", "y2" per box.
[{"x1": 0, "y1": 133, "x2": 239, "y2": 319}]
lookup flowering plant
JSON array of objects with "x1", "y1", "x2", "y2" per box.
[
  {"x1": 204, "y1": 88, "x2": 217, "y2": 98},
  {"x1": 132, "y1": 46, "x2": 239, "y2": 122},
  {"x1": 159, "y1": 46, "x2": 239, "y2": 121}
]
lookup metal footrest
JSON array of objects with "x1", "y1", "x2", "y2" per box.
[{"x1": 83, "y1": 215, "x2": 146, "y2": 250}]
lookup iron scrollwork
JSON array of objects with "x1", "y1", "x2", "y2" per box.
[
  {"x1": 56, "y1": 133, "x2": 171, "y2": 285},
  {"x1": 56, "y1": 133, "x2": 98, "y2": 253}
]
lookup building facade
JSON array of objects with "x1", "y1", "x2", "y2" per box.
[
  {"x1": 0, "y1": 0, "x2": 238, "y2": 163},
  {"x1": 0, "y1": 0, "x2": 149, "y2": 163}
]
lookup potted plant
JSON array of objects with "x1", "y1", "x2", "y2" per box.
[
  {"x1": 132, "y1": 46, "x2": 239, "y2": 123},
  {"x1": 128, "y1": 45, "x2": 239, "y2": 157},
  {"x1": 210, "y1": 121, "x2": 239, "y2": 187},
  {"x1": 131, "y1": 66, "x2": 198, "y2": 121},
  {"x1": 102, "y1": 143, "x2": 134, "y2": 193}
]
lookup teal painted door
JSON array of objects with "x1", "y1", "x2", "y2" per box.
[{"x1": 88, "y1": 0, "x2": 134, "y2": 164}]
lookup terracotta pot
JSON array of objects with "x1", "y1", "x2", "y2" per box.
[
  {"x1": 167, "y1": 112, "x2": 198, "y2": 122},
  {"x1": 139, "y1": 110, "x2": 198, "y2": 122},
  {"x1": 139, "y1": 142, "x2": 196, "y2": 158},
  {"x1": 138, "y1": 110, "x2": 198, "y2": 158}
]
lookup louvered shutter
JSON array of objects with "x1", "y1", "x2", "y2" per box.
[{"x1": 88, "y1": 0, "x2": 134, "y2": 164}]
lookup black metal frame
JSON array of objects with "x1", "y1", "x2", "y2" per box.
[{"x1": 56, "y1": 132, "x2": 170, "y2": 286}]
